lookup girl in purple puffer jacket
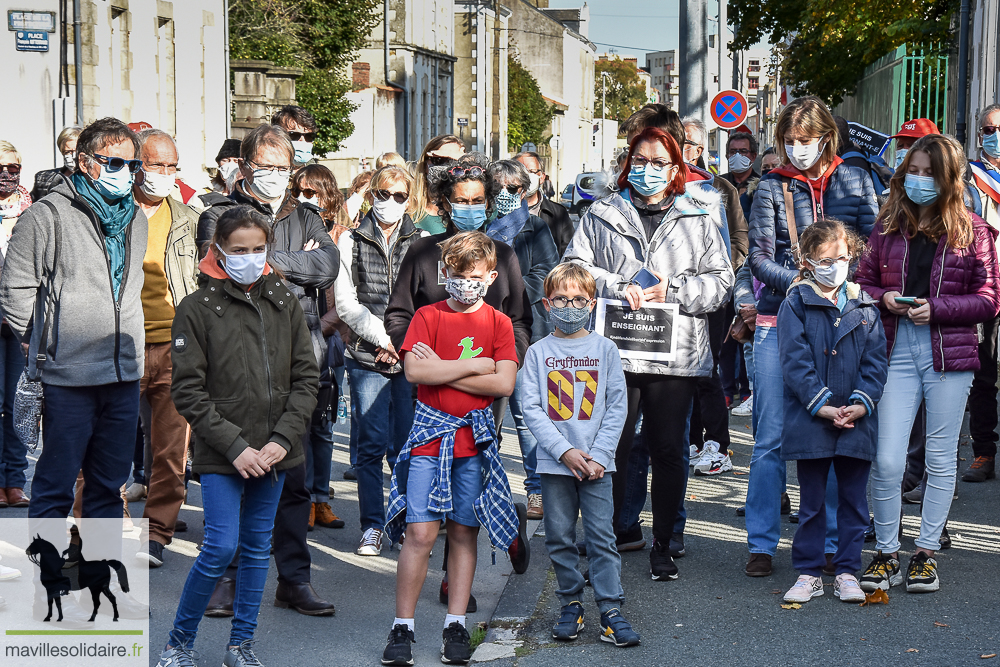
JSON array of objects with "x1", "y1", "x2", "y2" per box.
[{"x1": 855, "y1": 134, "x2": 1000, "y2": 595}]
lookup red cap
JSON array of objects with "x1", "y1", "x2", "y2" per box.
[
  {"x1": 127, "y1": 121, "x2": 153, "y2": 132},
  {"x1": 891, "y1": 118, "x2": 940, "y2": 140}
]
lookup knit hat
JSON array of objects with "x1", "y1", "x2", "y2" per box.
[{"x1": 215, "y1": 139, "x2": 242, "y2": 164}]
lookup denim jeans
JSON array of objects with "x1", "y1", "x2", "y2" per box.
[
  {"x1": 31, "y1": 381, "x2": 139, "y2": 519},
  {"x1": 0, "y1": 325, "x2": 27, "y2": 488},
  {"x1": 794, "y1": 457, "x2": 870, "y2": 576},
  {"x1": 507, "y1": 369, "x2": 541, "y2": 495},
  {"x1": 743, "y1": 341, "x2": 755, "y2": 393},
  {"x1": 168, "y1": 470, "x2": 286, "y2": 649},
  {"x1": 872, "y1": 319, "x2": 972, "y2": 552},
  {"x1": 305, "y1": 418, "x2": 335, "y2": 503},
  {"x1": 542, "y1": 473, "x2": 624, "y2": 614},
  {"x1": 346, "y1": 358, "x2": 412, "y2": 531},
  {"x1": 333, "y1": 365, "x2": 358, "y2": 467}
]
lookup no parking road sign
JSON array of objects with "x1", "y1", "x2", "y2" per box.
[{"x1": 710, "y1": 90, "x2": 748, "y2": 130}]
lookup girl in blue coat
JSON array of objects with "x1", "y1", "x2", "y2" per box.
[{"x1": 777, "y1": 218, "x2": 888, "y2": 605}]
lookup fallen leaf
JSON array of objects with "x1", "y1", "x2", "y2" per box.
[
  {"x1": 934, "y1": 622, "x2": 950, "y2": 628},
  {"x1": 771, "y1": 590, "x2": 782, "y2": 594},
  {"x1": 860, "y1": 589, "x2": 889, "y2": 606},
  {"x1": 907, "y1": 649, "x2": 919, "y2": 653},
  {"x1": 981, "y1": 654, "x2": 997, "y2": 659},
  {"x1": 960, "y1": 457, "x2": 967, "y2": 461},
  {"x1": 716, "y1": 596, "x2": 723, "y2": 599},
  {"x1": 780, "y1": 603, "x2": 802, "y2": 610},
  {"x1": 734, "y1": 471, "x2": 747, "y2": 476}
]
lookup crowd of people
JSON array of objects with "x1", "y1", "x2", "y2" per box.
[{"x1": 0, "y1": 95, "x2": 997, "y2": 667}]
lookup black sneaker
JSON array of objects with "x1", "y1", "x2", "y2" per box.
[
  {"x1": 138, "y1": 541, "x2": 164, "y2": 568},
  {"x1": 905, "y1": 552, "x2": 940, "y2": 593},
  {"x1": 508, "y1": 502, "x2": 530, "y2": 574},
  {"x1": 864, "y1": 517, "x2": 876, "y2": 542},
  {"x1": 859, "y1": 551, "x2": 902, "y2": 592},
  {"x1": 441, "y1": 622, "x2": 472, "y2": 664},
  {"x1": 615, "y1": 524, "x2": 646, "y2": 552},
  {"x1": 939, "y1": 525, "x2": 952, "y2": 550},
  {"x1": 668, "y1": 533, "x2": 685, "y2": 558},
  {"x1": 381, "y1": 624, "x2": 415, "y2": 666},
  {"x1": 649, "y1": 539, "x2": 678, "y2": 581},
  {"x1": 438, "y1": 579, "x2": 477, "y2": 613}
]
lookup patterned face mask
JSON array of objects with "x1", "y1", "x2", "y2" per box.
[
  {"x1": 494, "y1": 188, "x2": 522, "y2": 217},
  {"x1": 0, "y1": 171, "x2": 19, "y2": 197},
  {"x1": 445, "y1": 276, "x2": 489, "y2": 305}
]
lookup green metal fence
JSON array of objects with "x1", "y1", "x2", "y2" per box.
[{"x1": 834, "y1": 45, "x2": 949, "y2": 154}]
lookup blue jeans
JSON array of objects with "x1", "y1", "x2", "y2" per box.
[
  {"x1": 31, "y1": 381, "x2": 139, "y2": 519},
  {"x1": 0, "y1": 325, "x2": 26, "y2": 488},
  {"x1": 743, "y1": 341, "x2": 755, "y2": 393},
  {"x1": 872, "y1": 319, "x2": 972, "y2": 552},
  {"x1": 794, "y1": 457, "x2": 870, "y2": 576},
  {"x1": 508, "y1": 369, "x2": 541, "y2": 495},
  {"x1": 305, "y1": 418, "x2": 335, "y2": 502},
  {"x1": 346, "y1": 358, "x2": 412, "y2": 530},
  {"x1": 542, "y1": 473, "x2": 624, "y2": 614},
  {"x1": 168, "y1": 470, "x2": 286, "y2": 648}
]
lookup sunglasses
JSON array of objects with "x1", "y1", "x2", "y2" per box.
[
  {"x1": 298, "y1": 188, "x2": 318, "y2": 199},
  {"x1": 374, "y1": 189, "x2": 409, "y2": 204},
  {"x1": 93, "y1": 153, "x2": 143, "y2": 174},
  {"x1": 0, "y1": 164, "x2": 21, "y2": 176},
  {"x1": 288, "y1": 131, "x2": 316, "y2": 142},
  {"x1": 448, "y1": 166, "x2": 485, "y2": 179},
  {"x1": 983, "y1": 125, "x2": 999, "y2": 136},
  {"x1": 502, "y1": 184, "x2": 521, "y2": 194},
  {"x1": 426, "y1": 155, "x2": 453, "y2": 167}
]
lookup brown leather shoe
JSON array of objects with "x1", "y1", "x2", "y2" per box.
[
  {"x1": 6, "y1": 488, "x2": 29, "y2": 507},
  {"x1": 204, "y1": 577, "x2": 235, "y2": 617},
  {"x1": 308, "y1": 503, "x2": 315, "y2": 532},
  {"x1": 745, "y1": 553, "x2": 773, "y2": 577},
  {"x1": 314, "y1": 502, "x2": 345, "y2": 529},
  {"x1": 0, "y1": 488, "x2": 7, "y2": 508},
  {"x1": 274, "y1": 582, "x2": 335, "y2": 616}
]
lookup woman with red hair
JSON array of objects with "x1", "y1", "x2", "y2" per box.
[{"x1": 564, "y1": 126, "x2": 734, "y2": 582}]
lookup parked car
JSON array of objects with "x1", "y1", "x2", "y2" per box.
[{"x1": 564, "y1": 171, "x2": 611, "y2": 217}]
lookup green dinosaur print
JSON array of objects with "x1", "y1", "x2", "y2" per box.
[{"x1": 457, "y1": 336, "x2": 483, "y2": 360}]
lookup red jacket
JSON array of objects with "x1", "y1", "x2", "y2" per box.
[{"x1": 855, "y1": 213, "x2": 1000, "y2": 371}]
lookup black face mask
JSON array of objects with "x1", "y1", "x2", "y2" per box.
[{"x1": 761, "y1": 168, "x2": 774, "y2": 176}]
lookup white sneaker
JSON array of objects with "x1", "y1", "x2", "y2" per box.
[
  {"x1": 689, "y1": 445, "x2": 703, "y2": 467},
  {"x1": 783, "y1": 575, "x2": 824, "y2": 603},
  {"x1": 834, "y1": 573, "x2": 866, "y2": 602},
  {"x1": 356, "y1": 527, "x2": 384, "y2": 556},
  {"x1": 732, "y1": 395, "x2": 753, "y2": 417},
  {"x1": 691, "y1": 441, "x2": 718, "y2": 470},
  {"x1": 0, "y1": 555, "x2": 20, "y2": 581},
  {"x1": 125, "y1": 482, "x2": 147, "y2": 503},
  {"x1": 695, "y1": 452, "x2": 733, "y2": 476}
]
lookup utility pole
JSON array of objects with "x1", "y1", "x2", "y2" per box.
[
  {"x1": 679, "y1": 0, "x2": 708, "y2": 127},
  {"x1": 601, "y1": 71, "x2": 610, "y2": 169},
  {"x1": 717, "y1": 0, "x2": 727, "y2": 175}
]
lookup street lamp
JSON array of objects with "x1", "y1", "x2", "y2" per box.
[{"x1": 601, "y1": 71, "x2": 612, "y2": 169}]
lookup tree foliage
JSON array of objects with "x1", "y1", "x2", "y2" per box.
[
  {"x1": 594, "y1": 57, "x2": 647, "y2": 122},
  {"x1": 729, "y1": 0, "x2": 958, "y2": 106},
  {"x1": 228, "y1": 0, "x2": 381, "y2": 153},
  {"x1": 508, "y1": 55, "x2": 554, "y2": 151}
]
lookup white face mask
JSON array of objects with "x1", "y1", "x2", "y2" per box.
[
  {"x1": 372, "y1": 197, "x2": 407, "y2": 224},
  {"x1": 526, "y1": 172, "x2": 540, "y2": 196},
  {"x1": 728, "y1": 153, "x2": 753, "y2": 173},
  {"x1": 894, "y1": 148, "x2": 908, "y2": 170},
  {"x1": 807, "y1": 258, "x2": 850, "y2": 289},
  {"x1": 785, "y1": 139, "x2": 826, "y2": 172},
  {"x1": 297, "y1": 193, "x2": 320, "y2": 207},
  {"x1": 292, "y1": 141, "x2": 313, "y2": 164},
  {"x1": 216, "y1": 244, "x2": 267, "y2": 286},
  {"x1": 248, "y1": 168, "x2": 289, "y2": 202},
  {"x1": 218, "y1": 161, "x2": 239, "y2": 181},
  {"x1": 139, "y1": 170, "x2": 174, "y2": 201},
  {"x1": 63, "y1": 152, "x2": 76, "y2": 171}
]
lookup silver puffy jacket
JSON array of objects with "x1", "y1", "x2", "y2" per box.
[{"x1": 565, "y1": 191, "x2": 734, "y2": 377}]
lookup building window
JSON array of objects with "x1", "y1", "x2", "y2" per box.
[
  {"x1": 748, "y1": 77, "x2": 759, "y2": 90},
  {"x1": 748, "y1": 59, "x2": 761, "y2": 73}
]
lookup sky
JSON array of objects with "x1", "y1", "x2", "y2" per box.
[{"x1": 547, "y1": 0, "x2": 680, "y2": 61}]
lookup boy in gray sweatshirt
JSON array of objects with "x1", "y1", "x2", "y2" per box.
[{"x1": 521, "y1": 264, "x2": 639, "y2": 648}]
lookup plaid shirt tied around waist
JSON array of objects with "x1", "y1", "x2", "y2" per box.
[{"x1": 384, "y1": 401, "x2": 519, "y2": 551}]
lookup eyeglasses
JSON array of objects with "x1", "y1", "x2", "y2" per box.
[
  {"x1": 247, "y1": 160, "x2": 292, "y2": 176},
  {"x1": 297, "y1": 188, "x2": 318, "y2": 199},
  {"x1": 727, "y1": 148, "x2": 753, "y2": 156},
  {"x1": 448, "y1": 165, "x2": 485, "y2": 179},
  {"x1": 287, "y1": 131, "x2": 316, "y2": 142},
  {"x1": 548, "y1": 296, "x2": 592, "y2": 309},
  {"x1": 374, "y1": 189, "x2": 409, "y2": 204},
  {"x1": 631, "y1": 156, "x2": 673, "y2": 170},
  {"x1": 683, "y1": 139, "x2": 699, "y2": 147},
  {"x1": 983, "y1": 125, "x2": 999, "y2": 136},
  {"x1": 807, "y1": 255, "x2": 851, "y2": 268},
  {"x1": 426, "y1": 155, "x2": 453, "y2": 167},
  {"x1": 502, "y1": 184, "x2": 522, "y2": 195},
  {"x1": 92, "y1": 154, "x2": 142, "y2": 174},
  {"x1": 0, "y1": 164, "x2": 21, "y2": 176}
]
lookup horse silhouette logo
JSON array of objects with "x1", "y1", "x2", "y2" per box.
[{"x1": 25, "y1": 533, "x2": 130, "y2": 622}]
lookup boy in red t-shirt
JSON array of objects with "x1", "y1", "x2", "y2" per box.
[{"x1": 382, "y1": 232, "x2": 518, "y2": 666}]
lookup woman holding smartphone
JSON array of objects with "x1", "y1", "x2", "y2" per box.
[
  {"x1": 564, "y1": 126, "x2": 734, "y2": 582},
  {"x1": 855, "y1": 134, "x2": 1000, "y2": 594}
]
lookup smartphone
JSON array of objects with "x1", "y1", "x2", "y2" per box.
[
  {"x1": 632, "y1": 267, "x2": 660, "y2": 290},
  {"x1": 894, "y1": 296, "x2": 918, "y2": 306}
]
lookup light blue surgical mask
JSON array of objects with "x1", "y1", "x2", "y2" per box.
[
  {"x1": 450, "y1": 202, "x2": 487, "y2": 231},
  {"x1": 983, "y1": 131, "x2": 1000, "y2": 159},
  {"x1": 627, "y1": 165, "x2": 672, "y2": 197},
  {"x1": 894, "y1": 148, "x2": 908, "y2": 170},
  {"x1": 904, "y1": 174, "x2": 939, "y2": 206},
  {"x1": 292, "y1": 140, "x2": 313, "y2": 164},
  {"x1": 494, "y1": 189, "x2": 522, "y2": 217},
  {"x1": 92, "y1": 162, "x2": 135, "y2": 200}
]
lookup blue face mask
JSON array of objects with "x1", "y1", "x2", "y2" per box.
[
  {"x1": 627, "y1": 165, "x2": 672, "y2": 197},
  {"x1": 292, "y1": 140, "x2": 313, "y2": 164},
  {"x1": 548, "y1": 305, "x2": 591, "y2": 335},
  {"x1": 904, "y1": 174, "x2": 939, "y2": 206},
  {"x1": 494, "y1": 189, "x2": 522, "y2": 217},
  {"x1": 450, "y1": 203, "x2": 487, "y2": 231},
  {"x1": 92, "y1": 162, "x2": 135, "y2": 200},
  {"x1": 984, "y1": 131, "x2": 1000, "y2": 159}
]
